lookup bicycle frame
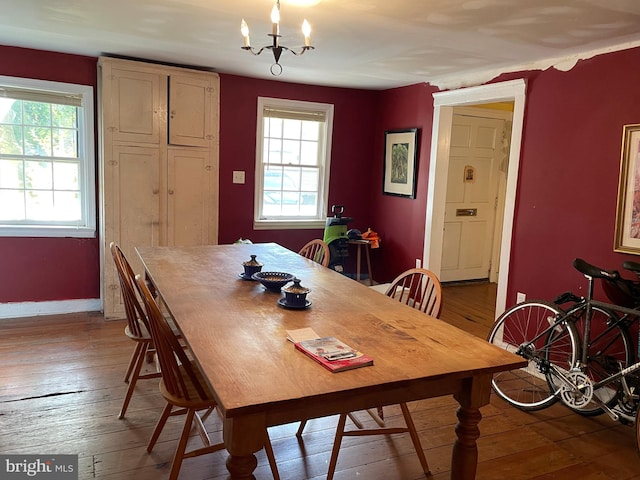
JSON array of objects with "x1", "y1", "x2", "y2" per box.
[{"x1": 556, "y1": 273, "x2": 640, "y2": 421}]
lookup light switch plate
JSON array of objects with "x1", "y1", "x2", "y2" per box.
[{"x1": 232, "y1": 171, "x2": 245, "y2": 184}]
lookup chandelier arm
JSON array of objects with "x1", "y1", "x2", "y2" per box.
[
  {"x1": 242, "y1": 45, "x2": 314, "y2": 57},
  {"x1": 283, "y1": 46, "x2": 315, "y2": 56},
  {"x1": 241, "y1": 46, "x2": 269, "y2": 56}
]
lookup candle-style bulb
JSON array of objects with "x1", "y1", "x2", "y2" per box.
[
  {"x1": 271, "y1": 2, "x2": 280, "y2": 24},
  {"x1": 240, "y1": 19, "x2": 251, "y2": 47},
  {"x1": 302, "y1": 19, "x2": 311, "y2": 46},
  {"x1": 271, "y1": 0, "x2": 280, "y2": 36}
]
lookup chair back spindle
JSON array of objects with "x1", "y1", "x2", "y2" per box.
[{"x1": 135, "y1": 274, "x2": 209, "y2": 402}]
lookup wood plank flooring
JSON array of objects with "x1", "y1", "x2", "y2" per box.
[{"x1": 1, "y1": 282, "x2": 640, "y2": 479}]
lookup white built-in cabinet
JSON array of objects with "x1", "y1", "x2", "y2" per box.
[{"x1": 99, "y1": 57, "x2": 219, "y2": 318}]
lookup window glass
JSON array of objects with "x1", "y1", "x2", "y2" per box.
[
  {"x1": 0, "y1": 76, "x2": 95, "y2": 237},
  {"x1": 254, "y1": 98, "x2": 333, "y2": 229}
]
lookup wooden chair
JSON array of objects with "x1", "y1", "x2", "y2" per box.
[
  {"x1": 134, "y1": 274, "x2": 280, "y2": 480},
  {"x1": 298, "y1": 239, "x2": 330, "y2": 267},
  {"x1": 110, "y1": 242, "x2": 161, "y2": 419},
  {"x1": 384, "y1": 267, "x2": 442, "y2": 317},
  {"x1": 300, "y1": 268, "x2": 442, "y2": 479}
]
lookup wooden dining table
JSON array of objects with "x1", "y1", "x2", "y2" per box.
[{"x1": 137, "y1": 242, "x2": 525, "y2": 479}]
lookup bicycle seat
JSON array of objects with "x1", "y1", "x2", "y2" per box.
[{"x1": 572, "y1": 258, "x2": 619, "y2": 280}]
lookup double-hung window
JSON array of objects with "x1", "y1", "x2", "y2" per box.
[
  {"x1": 254, "y1": 97, "x2": 333, "y2": 229},
  {"x1": 0, "y1": 75, "x2": 95, "y2": 237}
]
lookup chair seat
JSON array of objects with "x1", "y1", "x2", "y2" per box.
[
  {"x1": 124, "y1": 320, "x2": 152, "y2": 341},
  {"x1": 159, "y1": 362, "x2": 215, "y2": 410},
  {"x1": 125, "y1": 315, "x2": 182, "y2": 342}
]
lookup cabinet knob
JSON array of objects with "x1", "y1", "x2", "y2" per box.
[
  {"x1": 152, "y1": 189, "x2": 159, "y2": 194},
  {"x1": 168, "y1": 189, "x2": 174, "y2": 195}
]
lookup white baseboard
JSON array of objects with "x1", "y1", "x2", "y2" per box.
[{"x1": 0, "y1": 299, "x2": 102, "y2": 319}]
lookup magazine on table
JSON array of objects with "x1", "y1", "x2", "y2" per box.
[{"x1": 286, "y1": 328, "x2": 374, "y2": 373}]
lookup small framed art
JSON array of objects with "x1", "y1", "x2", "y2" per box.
[
  {"x1": 615, "y1": 124, "x2": 640, "y2": 254},
  {"x1": 383, "y1": 128, "x2": 418, "y2": 198}
]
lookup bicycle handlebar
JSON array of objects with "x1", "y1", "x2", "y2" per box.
[{"x1": 623, "y1": 260, "x2": 640, "y2": 277}]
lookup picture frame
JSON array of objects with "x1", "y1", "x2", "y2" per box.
[
  {"x1": 614, "y1": 124, "x2": 640, "y2": 254},
  {"x1": 383, "y1": 128, "x2": 419, "y2": 198}
]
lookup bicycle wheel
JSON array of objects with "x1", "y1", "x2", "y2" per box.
[
  {"x1": 488, "y1": 300, "x2": 580, "y2": 410},
  {"x1": 636, "y1": 403, "x2": 640, "y2": 456},
  {"x1": 567, "y1": 305, "x2": 633, "y2": 416}
]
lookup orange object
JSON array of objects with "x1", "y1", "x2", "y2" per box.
[{"x1": 361, "y1": 228, "x2": 380, "y2": 248}]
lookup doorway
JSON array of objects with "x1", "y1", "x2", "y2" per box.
[
  {"x1": 422, "y1": 79, "x2": 527, "y2": 318},
  {"x1": 441, "y1": 108, "x2": 512, "y2": 283}
]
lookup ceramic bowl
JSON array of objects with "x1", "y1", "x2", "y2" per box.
[{"x1": 251, "y1": 271, "x2": 295, "y2": 292}]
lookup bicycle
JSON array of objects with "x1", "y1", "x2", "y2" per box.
[{"x1": 487, "y1": 258, "x2": 640, "y2": 423}]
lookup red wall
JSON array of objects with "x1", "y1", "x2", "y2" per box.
[
  {"x1": 367, "y1": 83, "x2": 439, "y2": 282},
  {"x1": 499, "y1": 47, "x2": 640, "y2": 304},
  {"x1": 0, "y1": 46, "x2": 99, "y2": 303},
  {"x1": 370, "y1": 46, "x2": 640, "y2": 304},
  {"x1": 218, "y1": 74, "x2": 379, "y2": 253}
]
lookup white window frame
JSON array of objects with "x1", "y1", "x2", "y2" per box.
[
  {"x1": 0, "y1": 75, "x2": 95, "y2": 238},
  {"x1": 254, "y1": 97, "x2": 333, "y2": 230}
]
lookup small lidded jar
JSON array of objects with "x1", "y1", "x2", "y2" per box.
[
  {"x1": 282, "y1": 278, "x2": 311, "y2": 307},
  {"x1": 242, "y1": 254, "x2": 263, "y2": 277}
]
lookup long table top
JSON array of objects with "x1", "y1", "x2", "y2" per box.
[{"x1": 137, "y1": 242, "x2": 523, "y2": 426}]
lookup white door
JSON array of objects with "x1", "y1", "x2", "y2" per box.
[{"x1": 440, "y1": 114, "x2": 505, "y2": 282}]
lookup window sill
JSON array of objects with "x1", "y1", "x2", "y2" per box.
[
  {"x1": 0, "y1": 226, "x2": 96, "y2": 238},
  {"x1": 253, "y1": 219, "x2": 326, "y2": 230}
]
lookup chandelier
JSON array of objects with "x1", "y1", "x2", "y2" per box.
[{"x1": 240, "y1": 0, "x2": 314, "y2": 76}]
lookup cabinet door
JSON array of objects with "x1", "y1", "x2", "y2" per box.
[
  {"x1": 109, "y1": 68, "x2": 164, "y2": 144},
  {"x1": 166, "y1": 148, "x2": 218, "y2": 246},
  {"x1": 103, "y1": 145, "x2": 162, "y2": 318},
  {"x1": 168, "y1": 74, "x2": 216, "y2": 147}
]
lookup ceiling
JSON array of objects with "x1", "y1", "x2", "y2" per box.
[{"x1": 2, "y1": 0, "x2": 640, "y2": 90}]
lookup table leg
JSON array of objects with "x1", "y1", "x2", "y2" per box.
[
  {"x1": 364, "y1": 243, "x2": 373, "y2": 285},
  {"x1": 225, "y1": 455, "x2": 258, "y2": 479},
  {"x1": 451, "y1": 374, "x2": 492, "y2": 480},
  {"x1": 356, "y1": 244, "x2": 362, "y2": 281},
  {"x1": 223, "y1": 414, "x2": 265, "y2": 480},
  {"x1": 451, "y1": 405, "x2": 482, "y2": 479}
]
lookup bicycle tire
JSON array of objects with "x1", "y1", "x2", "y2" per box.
[
  {"x1": 636, "y1": 403, "x2": 640, "y2": 456},
  {"x1": 488, "y1": 300, "x2": 580, "y2": 411},
  {"x1": 566, "y1": 304, "x2": 633, "y2": 416}
]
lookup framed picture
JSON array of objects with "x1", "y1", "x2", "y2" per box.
[
  {"x1": 614, "y1": 124, "x2": 640, "y2": 254},
  {"x1": 383, "y1": 128, "x2": 419, "y2": 198}
]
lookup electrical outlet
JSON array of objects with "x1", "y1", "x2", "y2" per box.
[
  {"x1": 516, "y1": 292, "x2": 526, "y2": 303},
  {"x1": 232, "y1": 170, "x2": 245, "y2": 184},
  {"x1": 416, "y1": 259, "x2": 422, "y2": 268}
]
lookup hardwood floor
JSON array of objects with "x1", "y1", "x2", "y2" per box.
[{"x1": 1, "y1": 283, "x2": 639, "y2": 479}]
